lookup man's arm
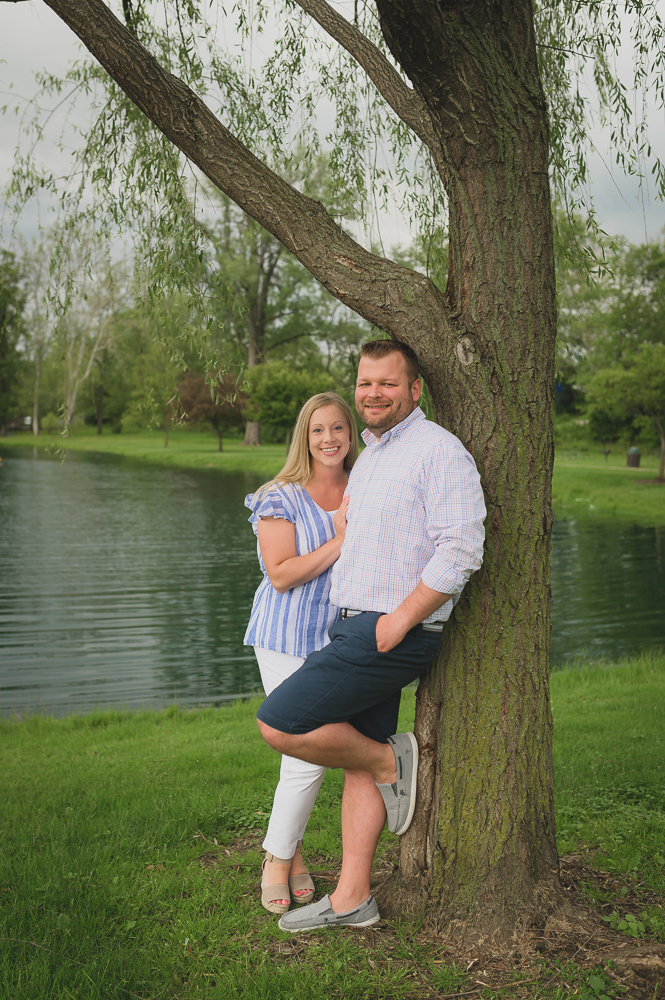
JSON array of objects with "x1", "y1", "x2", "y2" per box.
[
  {"x1": 376, "y1": 438, "x2": 486, "y2": 653},
  {"x1": 375, "y1": 581, "x2": 451, "y2": 652}
]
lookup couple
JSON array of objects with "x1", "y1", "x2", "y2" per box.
[{"x1": 244, "y1": 339, "x2": 486, "y2": 932}]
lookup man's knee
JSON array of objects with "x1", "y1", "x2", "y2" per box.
[{"x1": 257, "y1": 718, "x2": 296, "y2": 754}]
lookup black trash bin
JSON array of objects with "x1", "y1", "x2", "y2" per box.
[{"x1": 627, "y1": 446, "x2": 640, "y2": 468}]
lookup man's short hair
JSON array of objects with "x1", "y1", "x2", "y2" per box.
[{"x1": 359, "y1": 339, "x2": 420, "y2": 385}]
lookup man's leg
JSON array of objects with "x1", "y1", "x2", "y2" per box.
[
  {"x1": 257, "y1": 718, "x2": 397, "y2": 786},
  {"x1": 328, "y1": 769, "x2": 386, "y2": 913}
]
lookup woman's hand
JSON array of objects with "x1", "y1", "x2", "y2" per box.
[{"x1": 333, "y1": 495, "x2": 349, "y2": 545}]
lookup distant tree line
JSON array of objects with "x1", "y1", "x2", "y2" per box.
[
  {"x1": 2, "y1": 209, "x2": 664, "y2": 472},
  {"x1": 0, "y1": 199, "x2": 370, "y2": 445},
  {"x1": 555, "y1": 214, "x2": 665, "y2": 476}
]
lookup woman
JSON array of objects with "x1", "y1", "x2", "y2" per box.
[{"x1": 244, "y1": 391, "x2": 358, "y2": 914}]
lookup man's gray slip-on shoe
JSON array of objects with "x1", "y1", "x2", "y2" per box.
[
  {"x1": 376, "y1": 732, "x2": 419, "y2": 836},
  {"x1": 278, "y1": 894, "x2": 379, "y2": 933}
]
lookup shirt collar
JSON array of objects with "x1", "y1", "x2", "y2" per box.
[{"x1": 361, "y1": 405, "x2": 425, "y2": 447}]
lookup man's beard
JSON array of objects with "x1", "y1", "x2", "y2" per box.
[{"x1": 357, "y1": 398, "x2": 413, "y2": 432}]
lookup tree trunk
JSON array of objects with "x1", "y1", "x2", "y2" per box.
[
  {"x1": 285, "y1": 427, "x2": 292, "y2": 454},
  {"x1": 242, "y1": 304, "x2": 264, "y2": 446},
  {"x1": 243, "y1": 420, "x2": 261, "y2": 446},
  {"x1": 370, "y1": 0, "x2": 559, "y2": 944},
  {"x1": 97, "y1": 351, "x2": 106, "y2": 435},
  {"x1": 653, "y1": 417, "x2": 665, "y2": 482},
  {"x1": 213, "y1": 423, "x2": 223, "y2": 452},
  {"x1": 33, "y1": 349, "x2": 41, "y2": 437},
  {"x1": 164, "y1": 413, "x2": 170, "y2": 447}
]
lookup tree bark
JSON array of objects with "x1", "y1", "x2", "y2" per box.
[
  {"x1": 370, "y1": 0, "x2": 559, "y2": 942},
  {"x1": 243, "y1": 420, "x2": 261, "y2": 446},
  {"x1": 96, "y1": 351, "x2": 106, "y2": 435},
  {"x1": 36, "y1": 0, "x2": 560, "y2": 944},
  {"x1": 32, "y1": 349, "x2": 41, "y2": 436},
  {"x1": 654, "y1": 417, "x2": 665, "y2": 482}
]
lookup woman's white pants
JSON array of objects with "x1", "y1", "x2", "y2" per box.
[{"x1": 254, "y1": 647, "x2": 327, "y2": 859}]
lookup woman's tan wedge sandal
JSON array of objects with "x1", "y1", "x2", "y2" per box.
[
  {"x1": 288, "y1": 840, "x2": 315, "y2": 905},
  {"x1": 261, "y1": 853, "x2": 291, "y2": 914}
]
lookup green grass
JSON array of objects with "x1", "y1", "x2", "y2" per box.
[
  {"x1": 0, "y1": 429, "x2": 287, "y2": 479},
  {"x1": 2, "y1": 655, "x2": 664, "y2": 998},
  {"x1": 553, "y1": 454, "x2": 665, "y2": 523}
]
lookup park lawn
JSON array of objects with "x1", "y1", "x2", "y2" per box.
[
  {"x1": 553, "y1": 455, "x2": 665, "y2": 523},
  {"x1": 1, "y1": 655, "x2": 665, "y2": 999},
  {"x1": 0, "y1": 430, "x2": 287, "y2": 480}
]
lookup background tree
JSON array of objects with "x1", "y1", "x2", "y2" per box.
[
  {"x1": 201, "y1": 173, "x2": 364, "y2": 445},
  {"x1": 178, "y1": 370, "x2": 245, "y2": 450},
  {"x1": 17, "y1": 238, "x2": 52, "y2": 436},
  {"x1": 45, "y1": 228, "x2": 133, "y2": 430},
  {"x1": 244, "y1": 362, "x2": 335, "y2": 448},
  {"x1": 586, "y1": 344, "x2": 665, "y2": 481},
  {"x1": 4, "y1": 0, "x2": 665, "y2": 946},
  {"x1": 0, "y1": 250, "x2": 26, "y2": 437},
  {"x1": 121, "y1": 330, "x2": 184, "y2": 447},
  {"x1": 556, "y1": 226, "x2": 665, "y2": 395}
]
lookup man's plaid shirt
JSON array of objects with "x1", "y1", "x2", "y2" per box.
[{"x1": 330, "y1": 407, "x2": 486, "y2": 624}]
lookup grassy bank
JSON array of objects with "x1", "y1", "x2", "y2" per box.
[
  {"x1": 2, "y1": 654, "x2": 664, "y2": 999},
  {"x1": 3, "y1": 429, "x2": 665, "y2": 523},
  {"x1": 553, "y1": 454, "x2": 665, "y2": 523},
  {"x1": 0, "y1": 430, "x2": 286, "y2": 480}
]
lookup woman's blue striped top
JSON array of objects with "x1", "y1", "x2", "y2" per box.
[{"x1": 243, "y1": 483, "x2": 340, "y2": 657}]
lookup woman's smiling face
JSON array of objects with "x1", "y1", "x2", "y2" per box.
[{"x1": 308, "y1": 404, "x2": 351, "y2": 470}]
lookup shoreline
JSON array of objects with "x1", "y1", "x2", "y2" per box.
[{"x1": 2, "y1": 431, "x2": 664, "y2": 523}]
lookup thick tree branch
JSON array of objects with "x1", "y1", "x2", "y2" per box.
[
  {"x1": 39, "y1": 0, "x2": 455, "y2": 360},
  {"x1": 292, "y1": 0, "x2": 438, "y2": 152}
]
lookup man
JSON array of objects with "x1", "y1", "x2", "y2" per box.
[{"x1": 257, "y1": 339, "x2": 486, "y2": 932}]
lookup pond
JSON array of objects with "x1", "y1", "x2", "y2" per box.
[{"x1": 0, "y1": 447, "x2": 664, "y2": 715}]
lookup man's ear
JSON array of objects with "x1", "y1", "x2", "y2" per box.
[{"x1": 412, "y1": 378, "x2": 422, "y2": 402}]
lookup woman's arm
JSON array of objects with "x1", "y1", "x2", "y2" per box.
[{"x1": 257, "y1": 498, "x2": 348, "y2": 594}]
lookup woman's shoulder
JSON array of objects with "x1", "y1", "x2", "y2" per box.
[{"x1": 245, "y1": 482, "x2": 302, "y2": 521}]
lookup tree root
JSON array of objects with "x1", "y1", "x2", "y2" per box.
[{"x1": 372, "y1": 851, "x2": 665, "y2": 994}]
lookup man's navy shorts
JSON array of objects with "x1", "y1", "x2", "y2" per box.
[{"x1": 256, "y1": 612, "x2": 442, "y2": 744}]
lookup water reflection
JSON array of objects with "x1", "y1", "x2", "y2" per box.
[
  {"x1": 0, "y1": 448, "x2": 264, "y2": 715},
  {"x1": 0, "y1": 447, "x2": 663, "y2": 714},
  {"x1": 551, "y1": 516, "x2": 665, "y2": 666}
]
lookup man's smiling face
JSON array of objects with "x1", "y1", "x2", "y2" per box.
[{"x1": 355, "y1": 351, "x2": 421, "y2": 437}]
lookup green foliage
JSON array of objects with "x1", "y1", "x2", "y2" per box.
[
  {"x1": 39, "y1": 412, "x2": 61, "y2": 434},
  {"x1": 580, "y1": 970, "x2": 614, "y2": 1000},
  {"x1": 6, "y1": 0, "x2": 665, "y2": 318},
  {"x1": 244, "y1": 362, "x2": 335, "y2": 437},
  {"x1": 586, "y1": 343, "x2": 665, "y2": 426},
  {"x1": 585, "y1": 343, "x2": 665, "y2": 474},
  {"x1": 601, "y1": 911, "x2": 646, "y2": 938},
  {"x1": 0, "y1": 249, "x2": 26, "y2": 431}
]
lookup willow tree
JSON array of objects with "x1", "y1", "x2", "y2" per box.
[{"x1": 4, "y1": 0, "x2": 664, "y2": 944}]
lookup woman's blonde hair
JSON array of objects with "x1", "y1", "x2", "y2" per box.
[{"x1": 256, "y1": 392, "x2": 358, "y2": 498}]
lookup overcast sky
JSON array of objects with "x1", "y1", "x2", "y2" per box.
[{"x1": 2, "y1": 1, "x2": 664, "y2": 253}]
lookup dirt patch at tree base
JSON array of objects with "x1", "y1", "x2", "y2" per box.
[{"x1": 198, "y1": 840, "x2": 665, "y2": 998}]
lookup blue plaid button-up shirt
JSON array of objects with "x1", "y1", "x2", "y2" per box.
[{"x1": 330, "y1": 407, "x2": 486, "y2": 624}]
